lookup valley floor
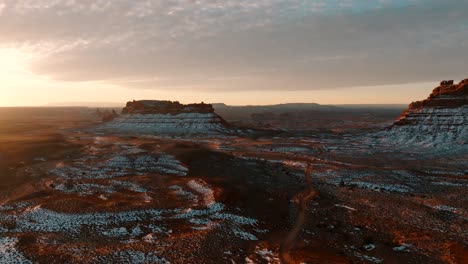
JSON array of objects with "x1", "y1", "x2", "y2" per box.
[{"x1": 0, "y1": 126, "x2": 467, "y2": 264}]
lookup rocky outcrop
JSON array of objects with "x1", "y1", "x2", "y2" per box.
[
  {"x1": 401, "y1": 79, "x2": 468, "y2": 113},
  {"x1": 122, "y1": 100, "x2": 215, "y2": 115},
  {"x1": 380, "y1": 80, "x2": 467, "y2": 148},
  {"x1": 96, "y1": 108, "x2": 119, "y2": 122},
  {"x1": 100, "y1": 100, "x2": 231, "y2": 136}
]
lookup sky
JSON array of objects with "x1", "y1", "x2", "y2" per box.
[{"x1": 0, "y1": 0, "x2": 467, "y2": 106}]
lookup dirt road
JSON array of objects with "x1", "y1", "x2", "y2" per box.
[{"x1": 279, "y1": 163, "x2": 318, "y2": 263}]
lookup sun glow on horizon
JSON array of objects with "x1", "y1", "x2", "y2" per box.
[
  {"x1": 0, "y1": 47, "x2": 56, "y2": 87},
  {"x1": 0, "y1": 48, "x2": 31, "y2": 79},
  {"x1": 0, "y1": 47, "x2": 433, "y2": 107}
]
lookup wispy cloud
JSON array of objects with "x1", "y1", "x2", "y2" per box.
[{"x1": 0, "y1": 0, "x2": 467, "y2": 91}]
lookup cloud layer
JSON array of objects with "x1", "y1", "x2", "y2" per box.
[{"x1": 1, "y1": 0, "x2": 467, "y2": 92}]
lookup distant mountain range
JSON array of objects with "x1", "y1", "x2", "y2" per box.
[
  {"x1": 44, "y1": 102, "x2": 125, "y2": 108},
  {"x1": 212, "y1": 103, "x2": 406, "y2": 122},
  {"x1": 45, "y1": 102, "x2": 406, "y2": 110},
  {"x1": 213, "y1": 102, "x2": 336, "y2": 111}
]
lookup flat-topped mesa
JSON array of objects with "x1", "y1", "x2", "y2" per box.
[
  {"x1": 379, "y1": 79, "x2": 467, "y2": 148},
  {"x1": 122, "y1": 100, "x2": 215, "y2": 115},
  {"x1": 99, "y1": 100, "x2": 232, "y2": 136}
]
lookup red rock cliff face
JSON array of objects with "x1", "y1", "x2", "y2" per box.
[
  {"x1": 405, "y1": 79, "x2": 468, "y2": 112},
  {"x1": 380, "y1": 79, "x2": 467, "y2": 148},
  {"x1": 394, "y1": 79, "x2": 467, "y2": 126},
  {"x1": 122, "y1": 100, "x2": 215, "y2": 115}
]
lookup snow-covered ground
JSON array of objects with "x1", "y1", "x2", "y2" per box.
[
  {"x1": 0, "y1": 138, "x2": 268, "y2": 262},
  {"x1": 52, "y1": 153, "x2": 188, "y2": 180}
]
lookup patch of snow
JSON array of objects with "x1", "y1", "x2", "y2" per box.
[
  {"x1": 175, "y1": 203, "x2": 225, "y2": 219},
  {"x1": 0, "y1": 237, "x2": 33, "y2": 264},
  {"x1": 232, "y1": 228, "x2": 258, "y2": 241},
  {"x1": 189, "y1": 218, "x2": 211, "y2": 225},
  {"x1": 393, "y1": 244, "x2": 412, "y2": 252},
  {"x1": 111, "y1": 181, "x2": 147, "y2": 193},
  {"x1": 254, "y1": 228, "x2": 269, "y2": 234},
  {"x1": 211, "y1": 213, "x2": 257, "y2": 225},
  {"x1": 52, "y1": 153, "x2": 187, "y2": 180},
  {"x1": 101, "y1": 112, "x2": 229, "y2": 136},
  {"x1": 0, "y1": 205, "x2": 14, "y2": 212},
  {"x1": 432, "y1": 182, "x2": 466, "y2": 187},
  {"x1": 54, "y1": 182, "x2": 115, "y2": 195},
  {"x1": 433, "y1": 205, "x2": 460, "y2": 213},
  {"x1": 102, "y1": 227, "x2": 129, "y2": 237},
  {"x1": 131, "y1": 226, "x2": 143, "y2": 237},
  {"x1": 96, "y1": 250, "x2": 169, "y2": 264},
  {"x1": 350, "y1": 182, "x2": 411, "y2": 193},
  {"x1": 267, "y1": 146, "x2": 314, "y2": 154},
  {"x1": 148, "y1": 224, "x2": 171, "y2": 235},
  {"x1": 364, "y1": 243, "x2": 376, "y2": 251},
  {"x1": 154, "y1": 155, "x2": 188, "y2": 176},
  {"x1": 335, "y1": 204, "x2": 357, "y2": 211},
  {"x1": 354, "y1": 252, "x2": 383, "y2": 263},
  {"x1": 2, "y1": 206, "x2": 165, "y2": 234}
]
